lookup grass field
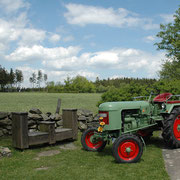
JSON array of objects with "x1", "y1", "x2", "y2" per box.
[
  {"x1": 0, "y1": 93, "x2": 169, "y2": 180},
  {"x1": 0, "y1": 92, "x2": 101, "y2": 114}
]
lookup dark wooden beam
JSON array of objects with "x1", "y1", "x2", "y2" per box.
[
  {"x1": 62, "y1": 109, "x2": 78, "y2": 140},
  {"x1": 12, "y1": 112, "x2": 29, "y2": 149},
  {"x1": 55, "y1": 98, "x2": 61, "y2": 114}
]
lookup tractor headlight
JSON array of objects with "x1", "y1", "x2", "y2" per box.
[{"x1": 161, "y1": 103, "x2": 166, "y2": 109}]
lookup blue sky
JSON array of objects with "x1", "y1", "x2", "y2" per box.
[{"x1": 0, "y1": 0, "x2": 179, "y2": 87}]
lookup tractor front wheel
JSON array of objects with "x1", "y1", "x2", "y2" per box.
[
  {"x1": 162, "y1": 107, "x2": 180, "y2": 148},
  {"x1": 112, "y1": 134, "x2": 143, "y2": 163},
  {"x1": 81, "y1": 128, "x2": 107, "y2": 152}
]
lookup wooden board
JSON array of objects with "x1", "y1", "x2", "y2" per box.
[
  {"x1": 55, "y1": 128, "x2": 73, "y2": 141},
  {"x1": 12, "y1": 112, "x2": 29, "y2": 149},
  {"x1": 28, "y1": 132, "x2": 49, "y2": 146}
]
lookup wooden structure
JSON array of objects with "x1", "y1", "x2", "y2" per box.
[{"x1": 12, "y1": 109, "x2": 78, "y2": 149}]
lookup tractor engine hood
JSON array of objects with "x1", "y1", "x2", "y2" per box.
[{"x1": 99, "y1": 101, "x2": 149, "y2": 111}]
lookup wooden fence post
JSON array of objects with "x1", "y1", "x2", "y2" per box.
[
  {"x1": 12, "y1": 112, "x2": 29, "y2": 149},
  {"x1": 62, "y1": 109, "x2": 78, "y2": 140},
  {"x1": 55, "y1": 98, "x2": 61, "y2": 114}
]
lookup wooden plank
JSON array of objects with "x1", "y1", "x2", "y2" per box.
[
  {"x1": 55, "y1": 128, "x2": 72, "y2": 133},
  {"x1": 28, "y1": 131, "x2": 48, "y2": 136},
  {"x1": 49, "y1": 123, "x2": 56, "y2": 144},
  {"x1": 29, "y1": 134, "x2": 49, "y2": 145},
  {"x1": 62, "y1": 109, "x2": 78, "y2": 140},
  {"x1": 55, "y1": 129, "x2": 73, "y2": 141},
  {"x1": 55, "y1": 98, "x2": 61, "y2": 114},
  {"x1": 12, "y1": 112, "x2": 29, "y2": 149}
]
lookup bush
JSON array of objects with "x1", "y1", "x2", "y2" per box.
[
  {"x1": 97, "y1": 81, "x2": 159, "y2": 106},
  {"x1": 98, "y1": 79, "x2": 180, "y2": 106}
]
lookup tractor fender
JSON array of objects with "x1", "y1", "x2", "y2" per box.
[{"x1": 165, "y1": 104, "x2": 180, "y2": 114}]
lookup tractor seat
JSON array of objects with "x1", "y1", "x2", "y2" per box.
[{"x1": 153, "y1": 93, "x2": 172, "y2": 103}]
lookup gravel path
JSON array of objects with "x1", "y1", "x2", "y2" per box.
[{"x1": 162, "y1": 145, "x2": 180, "y2": 180}]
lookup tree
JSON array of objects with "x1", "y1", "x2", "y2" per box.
[
  {"x1": 37, "y1": 70, "x2": 43, "y2": 89},
  {"x1": 0, "y1": 66, "x2": 8, "y2": 91},
  {"x1": 71, "y1": 76, "x2": 96, "y2": 93},
  {"x1": 9, "y1": 68, "x2": 15, "y2": 88},
  {"x1": 15, "y1": 69, "x2": 23, "y2": 90},
  {"x1": 64, "y1": 77, "x2": 73, "y2": 92},
  {"x1": 155, "y1": 7, "x2": 180, "y2": 60},
  {"x1": 159, "y1": 59, "x2": 180, "y2": 79},
  {"x1": 155, "y1": 7, "x2": 180, "y2": 79},
  {"x1": 43, "y1": 73, "x2": 48, "y2": 92},
  {"x1": 29, "y1": 72, "x2": 36, "y2": 88},
  {"x1": 44, "y1": 74, "x2": 48, "y2": 84}
]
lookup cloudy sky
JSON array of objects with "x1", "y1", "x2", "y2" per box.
[{"x1": 0, "y1": 0, "x2": 179, "y2": 87}]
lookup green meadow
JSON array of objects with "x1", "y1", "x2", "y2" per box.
[{"x1": 0, "y1": 93, "x2": 169, "y2": 180}]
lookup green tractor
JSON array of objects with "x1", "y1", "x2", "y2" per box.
[{"x1": 81, "y1": 92, "x2": 180, "y2": 163}]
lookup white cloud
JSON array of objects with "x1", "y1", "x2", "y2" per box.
[
  {"x1": 5, "y1": 45, "x2": 44, "y2": 61},
  {"x1": 63, "y1": 35, "x2": 74, "y2": 42},
  {"x1": 160, "y1": 14, "x2": 174, "y2": 23},
  {"x1": 64, "y1": 3, "x2": 158, "y2": 30},
  {"x1": 83, "y1": 48, "x2": 164, "y2": 77},
  {"x1": 0, "y1": 18, "x2": 20, "y2": 42},
  {"x1": 0, "y1": 0, "x2": 29, "y2": 14},
  {"x1": 144, "y1": 35, "x2": 156, "y2": 43},
  {"x1": 6, "y1": 44, "x2": 165, "y2": 78},
  {"x1": 5, "y1": 45, "x2": 81, "y2": 62},
  {"x1": 49, "y1": 33, "x2": 61, "y2": 43},
  {"x1": 0, "y1": 12, "x2": 46, "y2": 48},
  {"x1": 0, "y1": 43, "x2": 7, "y2": 54},
  {"x1": 142, "y1": 20, "x2": 159, "y2": 30},
  {"x1": 19, "y1": 28, "x2": 46, "y2": 46},
  {"x1": 88, "y1": 51, "x2": 119, "y2": 66}
]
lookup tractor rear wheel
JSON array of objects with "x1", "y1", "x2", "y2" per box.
[
  {"x1": 112, "y1": 134, "x2": 143, "y2": 163},
  {"x1": 162, "y1": 107, "x2": 180, "y2": 148},
  {"x1": 81, "y1": 128, "x2": 107, "y2": 152}
]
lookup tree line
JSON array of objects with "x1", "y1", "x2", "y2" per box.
[
  {"x1": 0, "y1": 66, "x2": 23, "y2": 92},
  {"x1": 0, "y1": 66, "x2": 48, "y2": 92},
  {"x1": 46, "y1": 76, "x2": 157, "y2": 93}
]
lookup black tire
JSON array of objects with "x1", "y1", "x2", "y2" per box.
[
  {"x1": 112, "y1": 134, "x2": 143, "y2": 163},
  {"x1": 81, "y1": 128, "x2": 107, "y2": 152},
  {"x1": 162, "y1": 107, "x2": 180, "y2": 148}
]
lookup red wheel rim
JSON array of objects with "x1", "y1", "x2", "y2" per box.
[
  {"x1": 173, "y1": 116, "x2": 180, "y2": 141},
  {"x1": 85, "y1": 131, "x2": 103, "y2": 149},
  {"x1": 118, "y1": 140, "x2": 139, "y2": 161}
]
